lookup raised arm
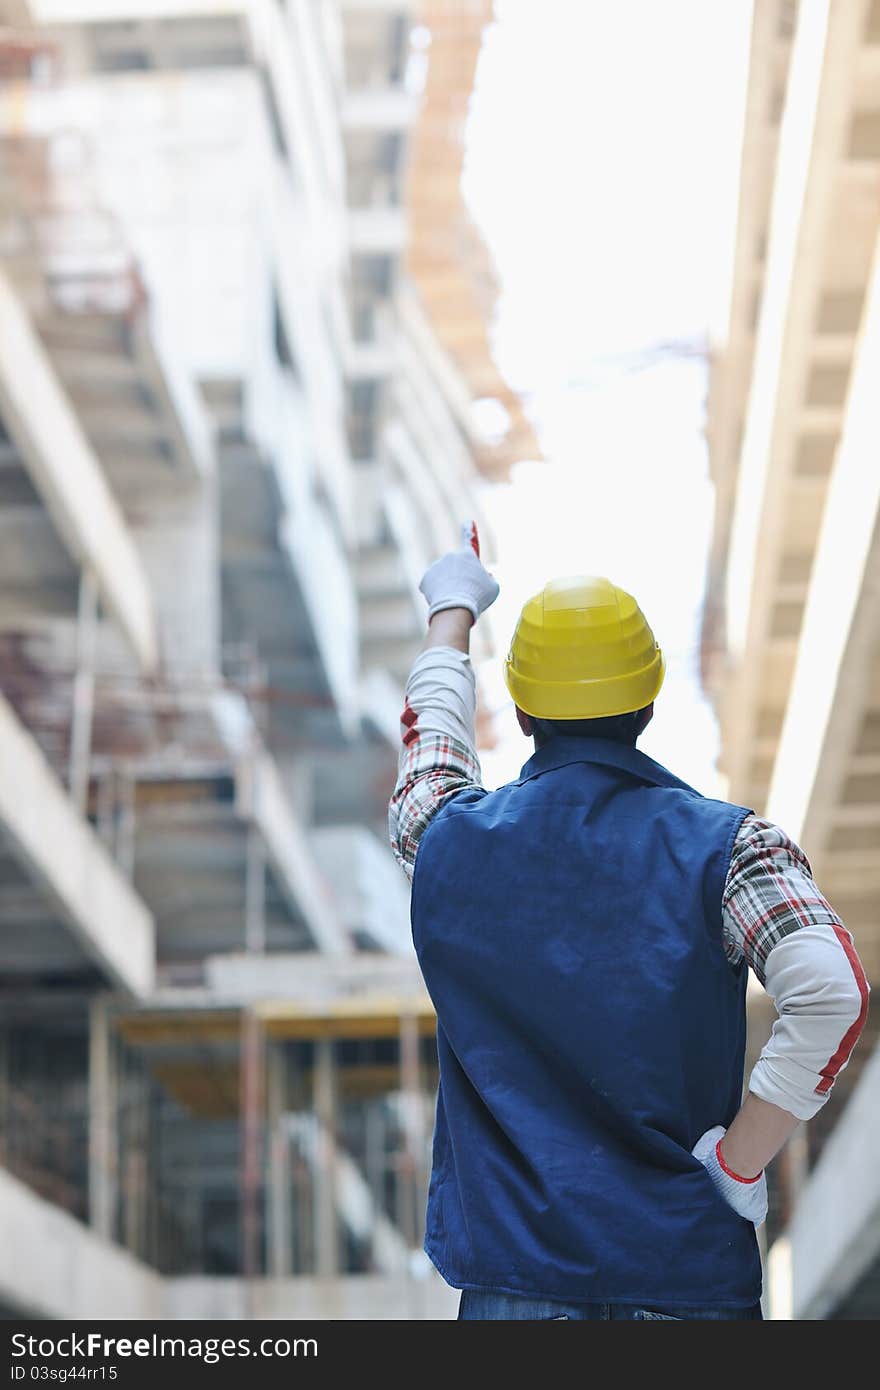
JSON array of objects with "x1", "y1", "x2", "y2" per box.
[{"x1": 388, "y1": 525, "x2": 500, "y2": 879}]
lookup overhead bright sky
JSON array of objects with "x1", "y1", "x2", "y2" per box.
[{"x1": 458, "y1": 0, "x2": 753, "y2": 794}]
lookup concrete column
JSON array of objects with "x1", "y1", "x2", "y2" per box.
[
  {"x1": 313, "y1": 1038, "x2": 338, "y2": 1277},
  {"x1": 266, "y1": 1043, "x2": 291, "y2": 1278},
  {"x1": 398, "y1": 1011, "x2": 424, "y2": 1249},
  {"x1": 286, "y1": 1047, "x2": 311, "y2": 1275},
  {"x1": 88, "y1": 997, "x2": 118, "y2": 1242},
  {"x1": 239, "y1": 1009, "x2": 264, "y2": 1280}
]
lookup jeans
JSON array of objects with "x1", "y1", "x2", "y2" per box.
[{"x1": 458, "y1": 1290, "x2": 763, "y2": 1320}]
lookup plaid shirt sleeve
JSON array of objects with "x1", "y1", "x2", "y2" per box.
[
  {"x1": 724, "y1": 813, "x2": 869, "y2": 1116},
  {"x1": 388, "y1": 647, "x2": 483, "y2": 881},
  {"x1": 721, "y1": 814, "x2": 845, "y2": 985},
  {"x1": 389, "y1": 733, "x2": 483, "y2": 880}
]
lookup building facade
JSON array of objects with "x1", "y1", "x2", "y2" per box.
[
  {"x1": 704, "y1": 0, "x2": 880, "y2": 1319},
  {"x1": 0, "y1": 0, "x2": 521, "y2": 1319}
]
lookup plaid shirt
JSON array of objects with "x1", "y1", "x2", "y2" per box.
[{"x1": 390, "y1": 733, "x2": 841, "y2": 986}]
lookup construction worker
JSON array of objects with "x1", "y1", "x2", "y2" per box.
[{"x1": 389, "y1": 528, "x2": 869, "y2": 1321}]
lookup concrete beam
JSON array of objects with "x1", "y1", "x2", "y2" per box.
[
  {"x1": 767, "y1": 224, "x2": 880, "y2": 851},
  {"x1": 202, "y1": 951, "x2": 429, "y2": 1013},
  {"x1": 775, "y1": 1041, "x2": 880, "y2": 1318},
  {"x1": 237, "y1": 754, "x2": 350, "y2": 957},
  {"x1": 0, "y1": 1164, "x2": 162, "y2": 1319},
  {"x1": 0, "y1": 269, "x2": 158, "y2": 672},
  {"x1": 0, "y1": 692, "x2": 155, "y2": 997}
]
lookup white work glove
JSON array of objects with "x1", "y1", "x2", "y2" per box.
[
  {"x1": 692, "y1": 1126, "x2": 768, "y2": 1226},
  {"x1": 418, "y1": 521, "x2": 500, "y2": 623}
]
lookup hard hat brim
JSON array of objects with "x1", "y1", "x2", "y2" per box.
[{"x1": 505, "y1": 648, "x2": 665, "y2": 721}]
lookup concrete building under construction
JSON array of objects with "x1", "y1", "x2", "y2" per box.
[
  {"x1": 705, "y1": 0, "x2": 880, "y2": 1320},
  {"x1": 0, "y1": 0, "x2": 535, "y2": 1319}
]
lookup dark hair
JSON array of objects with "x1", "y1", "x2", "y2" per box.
[{"x1": 530, "y1": 708, "x2": 648, "y2": 748}]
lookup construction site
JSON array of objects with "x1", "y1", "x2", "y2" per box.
[{"x1": 0, "y1": 0, "x2": 876, "y2": 1323}]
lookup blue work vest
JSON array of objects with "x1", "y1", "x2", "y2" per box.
[{"x1": 410, "y1": 736, "x2": 761, "y2": 1307}]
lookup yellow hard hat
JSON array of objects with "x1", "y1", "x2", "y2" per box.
[{"x1": 504, "y1": 575, "x2": 665, "y2": 720}]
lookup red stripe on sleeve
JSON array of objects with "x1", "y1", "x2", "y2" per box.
[{"x1": 815, "y1": 925, "x2": 870, "y2": 1095}]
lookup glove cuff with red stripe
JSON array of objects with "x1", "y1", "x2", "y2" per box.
[{"x1": 692, "y1": 1125, "x2": 768, "y2": 1226}]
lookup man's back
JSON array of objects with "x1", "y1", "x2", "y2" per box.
[{"x1": 411, "y1": 736, "x2": 762, "y2": 1307}]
